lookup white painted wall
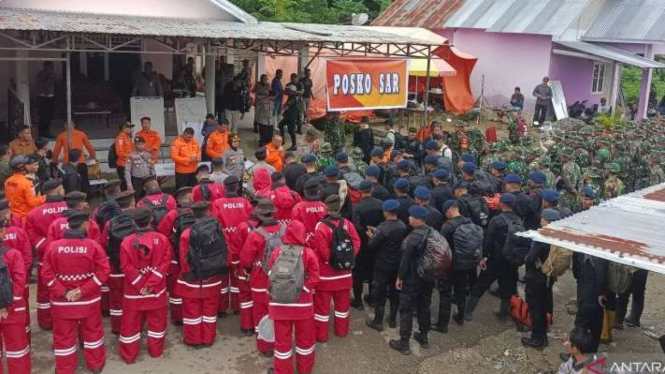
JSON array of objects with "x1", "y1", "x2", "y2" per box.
[{"x1": 0, "y1": 0, "x2": 239, "y2": 20}]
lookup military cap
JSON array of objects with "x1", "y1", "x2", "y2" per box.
[
  {"x1": 582, "y1": 186, "x2": 596, "y2": 199},
  {"x1": 196, "y1": 164, "x2": 210, "y2": 174},
  {"x1": 65, "y1": 191, "x2": 87, "y2": 203},
  {"x1": 349, "y1": 147, "x2": 363, "y2": 160},
  {"x1": 382, "y1": 199, "x2": 400, "y2": 212},
  {"x1": 607, "y1": 162, "x2": 621, "y2": 174},
  {"x1": 41, "y1": 178, "x2": 62, "y2": 193},
  {"x1": 67, "y1": 210, "x2": 90, "y2": 226},
  {"x1": 229, "y1": 134, "x2": 240, "y2": 143},
  {"x1": 0, "y1": 199, "x2": 9, "y2": 211},
  {"x1": 306, "y1": 128, "x2": 318, "y2": 137},
  {"x1": 541, "y1": 209, "x2": 562, "y2": 222},
  {"x1": 462, "y1": 162, "x2": 476, "y2": 174},
  {"x1": 211, "y1": 157, "x2": 224, "y2": 166},
  {"x1": 302, "y1": 153, "x2": 317, "y2": 164},
  {"x1": 324, "y1": 194, "x2": 342, "y2": 213},
  {"x1": 133, "y1": 206, "x2": 152, "y2": 224},
  {"x1": 365, "y1": 165, "x2": 381, "y2": 177},
  {"x1": 335, "y1": 152, "x2": 349, "y2": 163},
  {"x1": 529, "y1": 171, "x2": 547, "y2": 185},
  {"x1": 370, "y1": 147, "x2": 384, "y2": 158},
  {"x1": 224, "y1": 175, "x2": 239, "y2": 186},
  {"x1": 540, "y1": 189, "x2": 561, "y2": 202},
  {"x1": 104, "y1": 180, "x2": 122, "y2": 193},
  {"x1": 500, "y1": 193, "x2": 516, "y2": 204},
  {"x1": 134, "y1": 136, "x2": 146, "y2": 144},
  {"x1": 414, "y1": 186, "x2": 431, "y2": 200},
  {"x1": 433, "y1": 168, "x2": 449, "y2": 180},
  {"x1": 397, "y1": 160, "x2": 411, "y2": 170},
  {"x1": 503, "y1": 174, "x2": 522, "y2": 184},
  {"x1": 442, "y1": 199, "x2": 458, "y2": 213},
  {"x1": 271, "y1": 172, "x2": 284, "y2": 182},
  {"x1": 394, "y1": 178, "x2": 409, "y2": 190},
  {"x1": 424, "y1": 155, "x2": 439, "y2": 165},
  {"x1": 408, "y1": 205, "x2": 430, "y2": 219},
  {"x1": 539, "y1": 156, "x2": 551, "y2": 166},
  {"x1": 324, "y1": 165, "x2": 339, "y2": 177},
  {"x1": 116, "y1": 190, "x2": 135, "y2": 203},
  {"x1": 425, "y1": 140, "x2": 439, "y2": 150},
  {"x1": 191, "y1": 201, "x2": 211, "y2": 213},
  {"x1": 9, "y1": 155, "x2": 30, "y2": 169},
  {"x1": 320, "y1": 143, "x2": 332, "y2": 153},
  {"x1": 255, "y1": 147, "x2": 267, "y2": 159},
  {"x1": 461, "y1": 154, "x2": 475, "y2": 163},
  {"x1": 561, "y1": 148, "x2": 574, "y2": 156},
  {"x1": 492, "y1": 161, "x2": 507, "y2": 171},
  {"x1": 175, "y1": 186, "x2": 193, "y2": 198},
  {"x1": 359, "y1": 180, "x2": 373, "y2": 191}
]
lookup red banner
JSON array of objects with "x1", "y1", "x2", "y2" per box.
[{"x1": 326, "y1": 59, "x2": 408, "y2": 111}]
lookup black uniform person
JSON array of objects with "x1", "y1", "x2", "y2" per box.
[
  {"x1": 433, "y1": 200, "x2": 482, "y2": 332},
  {"x1": 364, "y1": 165, "x2": 391, "y2": 201},
  {"x1": 490, "y1": 161, "x2": 507, "y2": 194},
  {"x1": 365, "y1": 199, "x2": 407, "y2": 331},
  {"x1": 540, "y1": 189, "x2": 572, "y2": 218},
  {"x1": 295, "y1": 153, "x2": 322, "y2": 196},
  {"x1": 389, "y1": 205, "x2": 435, "y2": 355},
  {"x1": 351, "y1": 180, "x2": 385, "y2": 310},
  {"x1": 431, "y1": 169, "x2": 452, "y2": 213},
  {"x1": 573, "y1": 252, "x2": 608, "y2": 353},
  {"x1": 393, "y1": 178, "x2": 415, "y2": 226},
  {"x1": 320, "y1": 165, "x2": 353, "y2": 219},
  {"x1": 282, "y1": 151, "x2": 306, "y2": 191},
  {"x1": 522, "y1": 209, "x2": 561, "y2": 348},
  {"x1": 414, "y1": 186, "x2": 444, "y2": 230},
  {"x1": 465, "y1": 193, "x2": 521, "y2": 322},
  {"x1": 503, "y1": 174, "x2": 532, "y2": 225}
]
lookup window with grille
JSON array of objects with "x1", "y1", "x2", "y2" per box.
[{"x1": 592, "y1": 61, "x2": 605, "y2": 93}]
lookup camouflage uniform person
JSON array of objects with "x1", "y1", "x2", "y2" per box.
[
  {"x1": 538, "y1": 156, "x2": 556, "y2": 189},
  {"x1": 323, "y1": 112, "x2": 347, "y2": 155},
  {"x1": 350, "y1": 147, "x2": 369, "y2": 176},
  {"x1": 559, "y1": 148, "x2": 582, "y2": 211},
  {"x1": 604, "y1": 162, "x2": 626, "y2": 199},
  {"x1": 318, "y1": 142, "x2": 336, "y2": 171},
  {"x1": 582, "y1": 167, "x2": 604, "y2": 201}
]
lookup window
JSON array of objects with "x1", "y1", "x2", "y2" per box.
[{"x1": 592, "y1": 61, "x2": 606, "y2": 93}]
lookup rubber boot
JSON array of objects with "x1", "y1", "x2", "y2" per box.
[
  {"x1": 494, "y1": 299, "x2": 510, "y2": 323},
  {"x1": 464, "y1": 296, "x2": 480, "y2": 321},
  {"x1": 614, "y1": 301, "x2": 627, "y2": 330},
  {"x1": 388, "y1": 302, "x2": 398, "y2": 328},
  {"x1": 600, "y1": 310, "x2": 614, "y2": 343},
  {"x1": 366, "y1": 307, "x2": 385, "y2": 332}
]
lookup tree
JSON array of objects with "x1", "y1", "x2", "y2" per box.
[{"x1": 229, "y1": 0, "x2": 389, "y2": 24}]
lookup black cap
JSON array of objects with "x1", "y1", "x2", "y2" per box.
[
  {"x1": 271, "y1": 172, "x2": 284, "y2": 182},
  {"x1": 65, "y1": 191, "x2": 87, "y2": 204},
  {"x1": 304, "y1": 178, "x2": 320, "y2": 192},
  {"x1": 133, "y1": 206, "x2": 152, "y2": 224},
  {"x1": 191, "y1": 201, "x2": 211, "y2": 213},
  {"x1": 116, "y1": 190, "x2": 135, "y2": 204},
  {"x1": 175, "y1": 186, "x2": 193, "y2": 198},
  {"x1": 224, "y1": 175, "x2": 240, "y2": 186},
  {"x1": 41, "y1": 178, "x2": 62, "y2": 193},
  {"x1": 211, "y1": 157, "x2": 224, "y2": 166},
  {"x1": 254, "y1": 198, "x2": 275, "y2": 215},
  {"x1": 67, "y1": 210, "x2": 90, "y2": 226},
  {"x1": 0, "y1": 199, "x2": 9, "y2": 211},
  {"x1": 141, "y1": 175, "x2": 157, "y2": 187},
  {"x1": 104, "y1": 180, "x2": 122, "y2": 193}
]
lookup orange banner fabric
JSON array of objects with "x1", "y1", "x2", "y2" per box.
[{"x1": 326, "y1": 59, "x2": 408, "y2": 111}]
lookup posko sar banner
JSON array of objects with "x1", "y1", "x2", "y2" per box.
[{"x1": 326, "y1": 59, "x2": 408, "y2": 111}]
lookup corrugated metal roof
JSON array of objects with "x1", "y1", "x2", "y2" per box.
[
  {"x1": 208, "y1": 0, "x2": 258, "y2": 24},
  {"x1": 371, "y1": 0, "x2": 465, "y2": 28},
  {"x1": 0, "y1": 8, "x2": 437, "y2": 46},
  {"x1": 444, "y1": 0, "x2": 592, "y2": 36},
  {"x1": 554, "y1": 41, "x2": 665, "y2": 69},
  {"x1": 583, "y1": 0, "x2": 665, "y2": 43},
  {"x1": 524, "y1": 183, "x2": 665, "y2": 275}
]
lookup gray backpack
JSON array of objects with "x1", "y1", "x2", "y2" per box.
[
  {"x1": 257, "y1": 224, "x2": 287, "y2": 275},
  {"x1": 269, "y1": 244, "x2": 305, "y2": 303}
]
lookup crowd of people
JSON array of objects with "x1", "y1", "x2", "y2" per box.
[{"x1": 1, "y1": 110, "x2": 665, "y2": 374}]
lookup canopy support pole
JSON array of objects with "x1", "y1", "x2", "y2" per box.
[
  {"x1": 66, "y1": 51, "x2": 72, "y2": 150},
  {"x1": 422, "y1": 46, "x2": 432, "y2": 131}
]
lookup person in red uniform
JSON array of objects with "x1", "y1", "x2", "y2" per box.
[
  {"x1": 267, "y1": 221, "x2": 319, "y2": 374},
  {"x1": 0, "y1": 199, "x2": 33, "y2": 338},
  {"x1": 211, "y1": 175, "x2": 253, "y2": 317},
  {"x1": 176, "y1": 201, "x2": 224, "y2": 347},
  {"x1": 240, "y1": 198, "x2": 286, "y2": 356},
  {"x1": 45, "y1": 192, "x2": 102, "y2": 244},
  {"x1": 156, "y1": 187, "x2": 194, "y2": 326},
  {"x1": 192, "y1": 166, "x2": 225, "y2": 203},
  {"x1": 0, "y1": 219, "x2": 31, "y2": 374},
  {"x1": 25, "y1": 178, "x2": 66, "y2": 251},
  {"x1": 234, "y1": 212, "x2": 260, "y2": 336},
  {"x1": 136, "y1": 177, "x2": 177, "y2": 212},
  {"x1": 291, "y1": 178, "x2": 328, "y2": 245},
  {"x1": 118, "y1": 207, "x2": 172, "y2": 363},
  {"x1": 311, "y1": 194, "x2": 360, "y2": 342},
  {"x1": 41, "y1": 210, "x2": 110, "y2": 374},
  {"x1": 256, "y1": 172, "x2": 301, "y2": 226},
  {"x1": 99, "y1": 190, "x2": 136, "y2": 334}
]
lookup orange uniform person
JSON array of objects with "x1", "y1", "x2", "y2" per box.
[
  {"x1": 265, "y1": 135, "x2": 285, "y2": 172},
  {"x1": 170, "y1": 127, "x2": 201, "y2": 190},
  {"x1": 135, "y1": 116, "x2": 162, "y2": 164},
  {"x1": 3, "y1": 155, "x2": 46, "y2": 221},
  {"x1": 114, "y1": 123, "x2": 135, "y2": 191},
  {"x1": 205, "y1": 119, "x2": 230, "y2": 159},
  {"x1": 51, "y1": 122, "x2": 96, "y2": 164}
]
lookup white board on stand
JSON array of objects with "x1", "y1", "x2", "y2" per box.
[
  {"x1": 175, "y1": 97, "x2": 207, "y2": 145},
  {"x1": 130, "y1": 97, "x2": 165, "y2": 140}
]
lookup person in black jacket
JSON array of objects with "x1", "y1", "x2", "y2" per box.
[
  {"x1": 522, "y1": 209, "x2": 561, "y2": 349},
  {"x1": 355, "y1": 116, "x2": 374, "y2": 164},
  {"x1": 389, "y1": 205, "x2": 434, "y2": 355},
  {"x1": 573, "y1": 250, "x2": 608, "y2": 353},
  {"x1": 62, "y1": 148, "x2": 82, "y2": 194},
  {"x1": 366, "y1": 199, "x2": 407, "y2": 332},
  {"x1": 465, "y1": 193, "x2": 521, "y2": 322},
  {"x1": 431, "y1": 168, "x2": 452, "y2": 214},
  {"x1": 365, "y1": 165, "x2": 390, "y2": 201},
  {"x1": 490, "y1": 161, "x2": 507, "y2": 194},
  {"x1": 541, "y1": 189, "x2": 572, "y2": 218},
  {"x1": 414, "y1": 186, "x2": 443, "y2": 230},
  {"x1": 504, "y1": 174, "x2": 534, "y2": 224},
  {"x1": 433, "y1": 200, "x2": 478, "y2": 333},
  {"x1": 34, "y1": 137, "x2": 52, "y2": 183},
  {"x1": 524, "y1": 171, "x2": 547, "y2": 230},
  {"x1": 295, "y1": 153, "x2": 322, "y2": 196},
  {"x1": 351, "y1": 180, "x2": 385, "y2": 310},
  {"x1": 283, "y1": 151, "x2": 306, "y2": 191},
  {"x1": 393, "y1": 178, "x2": 416, "y2": 226}
]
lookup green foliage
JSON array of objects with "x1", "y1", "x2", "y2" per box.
[
  {"x1": 622, "y1": 65, "x2": 665, "y2": 105},
  {"x1": 229, "y1": 0, "x2": 389, "y2": 24}
]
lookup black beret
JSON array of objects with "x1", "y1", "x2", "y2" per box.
[
  {"x1": 191, "y1": 201, "x2": 211, "y2": 212},
  {"x1": 116, "y1": 190, "x2": 135, "y2": 203},
  {"x1": 41, "y1": 178, "x2": 62, "y2": 193},
  {"x1": 133, "y1": 206, "x2": 152, "y2": 223},
  {"x1": 175, "y1": 186, "x2": 193, "y2": 198},
  {"x1": 141, "y1": 175, "x2": 157, "y2": 187},
  {"x1": 67, "y1": 210, "x2": 90, "y2": 226},
  {"x1": 224, "y1": 175, "x2": 240, "y2": 186},
  {"x1": 304, "y1": 178, "x2": 320, "y2": 191},
  {"x1": 104, "y1": 180, "x2": 122, "y2": 192},
  {"x1": 271, "y1": 172, "x2": 284, "y2": 182},
  {"x1": 65, "y1": 191, "x2": 87, "y2": 203}
]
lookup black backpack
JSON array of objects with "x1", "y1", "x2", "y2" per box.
[
  {"x1": 171, "y1": 208, "x2": 196, "y2": 263},
  {"x1": 500, "y1": 215, "x2": 531, "y2": 266},
  {"x1": 201, "y1": 134, "x2": 212, "y2": 162},
  {"x1": 0, "y1": 246, "x2": 14, "y2": 309},
  {"x1": 142, "y1": 195, "x2": 170, "y2": 227},
  {"x1": 96, "y1": 199, "x2": 121, "y2": 229},
  {"x1": 460, "y1": 195, "x2": 490, "y2": 227},
  {"x1": 186, "y1": 216, "x2": 228, "y2": 280},
  {"x1": 452, "y1": 221, "x2": 484, "y2": 270},
  {"x1": 322, "y1": 218, "x2": 355, "y2": 271},
  {"x1": 408, "y1": 175, "x2": 433, "y2": 196},
  {"x1": 393, "y1": 132, "x2": 405, "y2": 150},
  {"x1": 108, "y1": 142, "x2": 118, "y2": 169},
  {"x1": 108, "y1": 213, "x2": 136, "y2": 269}
]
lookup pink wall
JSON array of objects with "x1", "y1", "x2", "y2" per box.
[
  {"x1": 549, "y1": 53, "x2": 599, "y2": 106},
  {"x1": 445, "y1": 28, "x2": 553, "y2": 112}
]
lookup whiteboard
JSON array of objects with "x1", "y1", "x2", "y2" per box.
[
  {"x1": 130, "y1": 97, "x2": 165, "y2": 140},
  {"x1": 175, "y1": 97, "x2": 207, "y2": 127},
  {"x1": 550, "y1": 80, "x2": 568, "y2": 120}
]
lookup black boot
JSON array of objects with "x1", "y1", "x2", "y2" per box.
[
  {"x1": 453, "y1": 313, "x2": 464, "y2": 326},
  {"x1": 389, "y1": 339, "x2": 411, "y2": 355},
  {"x1": 521, "y1": 336, "x2": 548, "y2": 349},
  {"x1": 388, "y1": 303, "x2": 398, "y2": 328},
  {"x1": 625, "y1": 300, "x2": 644, "y2": 327},
  {"x1": 352, "y1": 282, "x2": 365, "y2": 310},
  {"x1": 413, "y1": 331, "x2": 429, "y2": 349},
  {"x1": 465, "y1": 296, "x2": 480, "y2": 321},
  {"x1": 366, "y1": 307, "x2": 385, "y2": 332},
  {"x1": 494, "y1": 299, "x2": 510, "y2": 323}
]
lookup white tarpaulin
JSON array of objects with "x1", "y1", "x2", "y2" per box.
[{"x1": 130, "y1": 97, "x2": 165, "y2": 140}]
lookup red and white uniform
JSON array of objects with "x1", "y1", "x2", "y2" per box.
[
  {"x1": 176, "y1": 226, "x2": 223, "y2": 346},
  {"x1": 41, "y1": 232, "x2": 110, "y2": 374},
  {"x1": 310, "y1": 216, "x2": 360, "y2": 342},
  {"x1": 100, "y1": 218, "x2": 126, "y2": 334},
  {"x1": 0, "y1": 246, "x2": 31, "y2": 374},
  {"x1": 3, "y1": 225, "x2": 32, "y2": 336},
  {"x1": 192, "y1": 182, "x2": 225, "y2": 203},
  {"x1": 25, "y1": 197, "x2": 66, "y2": 330},
  {"x1": 233, "y1": 219, "x2": 259, "y2": 331},
  {"x1": 267, "y1": 222, "x2": 320, "y2": 374},
  {"x1": 291, "y1": 200, "x2": 328, "y2": 244},
  {"x1": 212, "y1": 195, "x2": 253, "y2": 314},
  {"x1": 240, "y1": 222, "x2": 287, "y2": 353},
  {"x1": 257, "y1": 185, "x2": 302, "y2": 225},
  {"x1": 136, "y1": 192, "x2": 177, "y2": 211},
  {"x1": 45, "y1": 215, "x2": 102, "y2": 244},
  {"x1": 118, "y1": 229, "x2": 172, "y2": 363}
]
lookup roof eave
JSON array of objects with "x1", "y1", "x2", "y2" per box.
[{"x1": 582, "y1": 36, "x2": 663, "y2": 45}]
